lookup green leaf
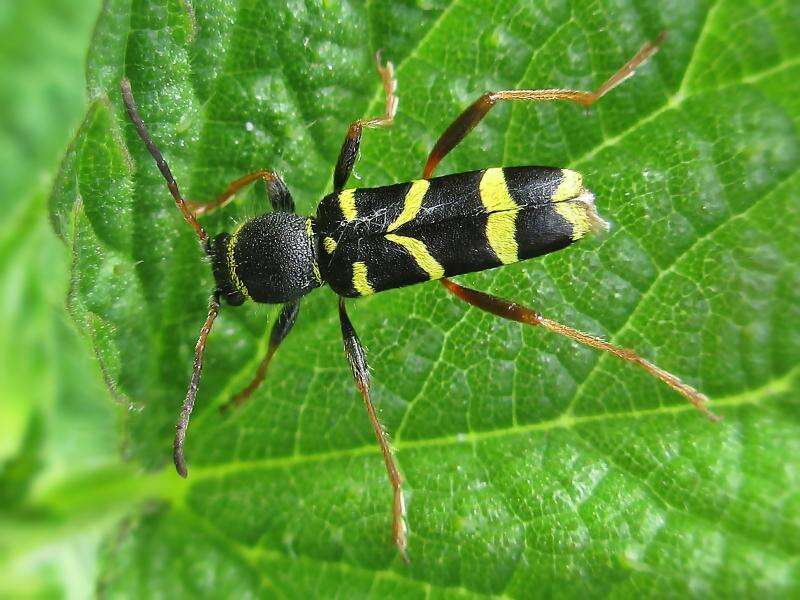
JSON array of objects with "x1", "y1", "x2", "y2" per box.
[{"x1": 51, "y1": 0, "x2": 800, "y2": 596}]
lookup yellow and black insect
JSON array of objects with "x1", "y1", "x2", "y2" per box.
[{"x1": 120, "y1": 33, "x2": 717, "y2": 560}]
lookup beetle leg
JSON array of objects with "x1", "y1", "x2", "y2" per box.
[
  {"x1": 333, "y1": 51, "x2": 398, "y2": 192},
  {"x1": 338, "y1": 297, "x2": 408, "y2": 561},
  {"x1": 121, "y1": 79, "x2": 295, "y2": 218},
  {"x1": 440, "y1": 278, "x2": 719, "y2": 421},
  {"x1": 220, "y1": 300, "x2": 301, "y2": 413},
  {"x1": 185, "y1": 169, "x2": 295, "y2": 216},
  {"x1": 423, "y1": 33, "x2": 665, "y2": 178}
]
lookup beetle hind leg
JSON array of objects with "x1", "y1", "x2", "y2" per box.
[
  {"x1": 440, "y1": 278, "x2": 719, "y2": 421},
  {"x1": 423, "y1": 33, "x2": 665, "y2": 178}
]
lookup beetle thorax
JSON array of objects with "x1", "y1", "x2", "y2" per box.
[{"x1": 210, "y1": 213, "x2": 321, "y2": 305}]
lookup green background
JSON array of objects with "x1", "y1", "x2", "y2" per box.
[
  {"x1": 3, "y1": 0, "x2": 800, "y2": 597},
  {"x1": 0, "y1": 0, "x2": 114, "y2": 597}
]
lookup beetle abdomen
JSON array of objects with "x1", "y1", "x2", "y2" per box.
[{"x1": 316, "y1": 167, "x2": 605, "y2": 297}]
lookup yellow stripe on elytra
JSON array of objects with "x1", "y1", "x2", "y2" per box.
[
  {"x1": 554, "y1": 202, "x2": 592, "y2": 241},
  {"x1": 338, "y1": 189, "x2": 357, "y2": 221},
  {"x1": 480, "y1": 168, "x2": 518, "y2": 213},
  {"x1": 552, "y1": 169, "x2": 583, "y2": 202},
  {"x1": 388, "y1": 179, "x2": 429, "y2": 231},
  {"x1": 385, "y1": 233, "x2": 445, "y2": 280},
  {"x1": 485, "y1": 212, "x2": 519, "y2": 264},
  {"x1": 227, "y1": 227, "x2": 250, "y2": 300},
  {"x1": 352, "y1": 261, "x2": 375, "y2": 296},
  {"x1": 480, "y1": 168, "x2": 519, "y2": 264},
  {"x1": 323, "y1": 236, "x2": 337, "y2": 254}
]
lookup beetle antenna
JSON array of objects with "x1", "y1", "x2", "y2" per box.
[
  {"x1": 173, "y1": 292, "x2": 221, "y2": 477},
  {"x1": 120, "y1": 78, "x2": 208, "y2": 243}
]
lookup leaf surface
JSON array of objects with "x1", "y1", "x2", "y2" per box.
[{"x1": 51, "y1": 0, "x2": 800, "y2": 596}]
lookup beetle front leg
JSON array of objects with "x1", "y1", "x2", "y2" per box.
[
  {"x1": 186, "y1": 169, "x2": 295, "y2": 216},
  {"x1": 220, "y1": 299, "x2": 301, "y2": 412}
]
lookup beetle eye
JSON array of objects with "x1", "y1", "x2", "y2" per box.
[{"x1": 223, "y1": 289, "x2": 246, "y2": 306}]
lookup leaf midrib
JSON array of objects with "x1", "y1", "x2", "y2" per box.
[
  {"x1": 165, "y1": 367, "x2": 796, "y2": 598},
  {"x1": 18, "y1": 360, "x2": 794, "y2": 598},
  {"x1": 172, "y1": 367, "x2": 798, "y2": 593},
  {"x1": 191, "y1": 363, "x2": 796, "y2": 479}
]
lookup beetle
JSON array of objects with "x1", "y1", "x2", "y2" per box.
[{"x1": 120, "y1": 32, "x2": 717, "y2": 560}]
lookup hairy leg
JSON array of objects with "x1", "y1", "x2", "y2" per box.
[{"x1": 338, "y1": 298, "x2": 408, "y2": 560}]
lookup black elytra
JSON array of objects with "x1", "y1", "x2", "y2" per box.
[{"x1": 120, "y1": 36, "x2": 718, "y2": 561}]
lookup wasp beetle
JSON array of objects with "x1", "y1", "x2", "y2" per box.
[{"x1": 120, "y1": 32, "x2": 717, "y2": 560}]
